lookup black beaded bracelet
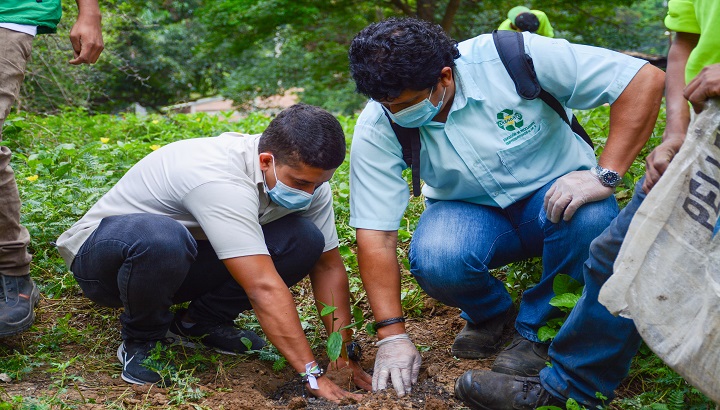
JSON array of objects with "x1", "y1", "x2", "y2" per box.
[{"x1": 373, "y1": 316, "x2": 406, "y2": 331}]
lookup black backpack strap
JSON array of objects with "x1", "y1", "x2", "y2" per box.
[
  {"x1": 383, "y1": 110, "x2": 422, "y2": 197},
  {"x1": 492, "y1": 30, "x2": 594, "y2": 148}
]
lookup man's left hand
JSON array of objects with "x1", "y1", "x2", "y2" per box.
[{"x1": 544, "y1": 170, "x2": 615, "y2": 223}]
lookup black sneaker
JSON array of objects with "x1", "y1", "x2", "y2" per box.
[
  {"x1": 117, "y1": 340, "x2": 172, "y2": 386},
  {"x1": 0, "y1": 274, "x2": 40, "y2": 337},
  {"x1": 492, "y1": 332, "x2": 550, "y2": 377},
  {"x1": 451, "y1": 306, "x2": 516, "y2": 359},
  {"x1": 166, "y1": 309, "x2": 266, "y2": 355},
  {"x1": 454, "y1": 370, "x2": 566, "y2": 410}
]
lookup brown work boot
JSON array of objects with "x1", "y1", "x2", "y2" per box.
[
  {"x1": 454, "y1": 370, "x2": 566, "y2": 410},
  {"x1": 451, "y1": 307, "x2": 515, "y2": 359},
  {"x1": 492, "y1": 332, "x2": 550, "y2": 376}
]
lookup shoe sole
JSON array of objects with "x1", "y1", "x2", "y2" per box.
[
  {"x1": 165, "y1": 329, "x2": 239, "y2": 356},
  {"x1": 0, "y1": 282, "x2": 40, "y2": 338}
]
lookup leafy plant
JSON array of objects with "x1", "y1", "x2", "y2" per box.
[{"x1": 538, "y1": 274, "x2": 584, "y2": 342}]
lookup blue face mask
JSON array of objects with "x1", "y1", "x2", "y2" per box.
[
  {"x1": 383, "y1": 86, "x2": 446, "y2": 128},
  {"x1": 263, "y1": 156, "x2": 314, "y2": 210}
]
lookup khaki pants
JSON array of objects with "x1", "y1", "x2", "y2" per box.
[{"x1": 0, "y1": 28, "x2": 33, "y2": 277}]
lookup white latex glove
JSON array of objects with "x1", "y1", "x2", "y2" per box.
[
  {"x1": 372, "y1": 333, "x2": 422, "y2": 397},
  {"x1": 543, "y1": 170, "x2": 615, "y2": 223}
]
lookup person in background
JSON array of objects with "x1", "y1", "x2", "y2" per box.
[
  {"x1": 498, "y1": 5, "x2": 554, "y2": 38},
  {"x1": 0, "y1": 0, "x2": 104, "y2": 338}
]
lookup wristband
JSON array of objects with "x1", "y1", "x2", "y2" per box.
[
  {"x1": 346, "y1": 341, "x2": 362, "y2": 362},
  {"x1": 299, "y1": 361, "x2": 324, "y2": 389},
  {"x1": 373, "y1": 316, "x2": 405, "y2": 332}
]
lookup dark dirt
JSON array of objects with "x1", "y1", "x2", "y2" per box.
[
  {"x1": 0, "y1": 288, "x2": 636, "y2": 409},
  {"x1": 0, "y1": 293, "x2": 480, "y2": 409}
]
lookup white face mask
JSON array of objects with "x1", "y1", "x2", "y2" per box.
[{"x1": 382, "y1": 86, "x2": 446, "y2": 128}]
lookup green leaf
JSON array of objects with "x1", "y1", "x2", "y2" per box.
[
  {"x1": 326, "y1": 331, "x2": 343, "y2": 362},
  {"x1": 365, "y1": 322, "x2": 377, "y2": 336},
  {"x1": 537, "y1": 326, "x2": 557, "y2": 342},
  {"x1": 320, "y1": 305, "x2": 337, "y2": 317},
  {"x1": 352, "y1": 306, "x2": 365, "y2": 330},
  {"x1": 240, "y1": 337, "x2": 252, "y2": 350},
  {"x1": 552, "y1": 274, "x2": 583, "y2": 296},
  {"x1": 549, "y1": 293, "x2": 581, "y2": 310}
]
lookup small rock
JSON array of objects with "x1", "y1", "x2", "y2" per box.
[{"x1": 0, "y1": 373, "x2": 11, "y2": 383}]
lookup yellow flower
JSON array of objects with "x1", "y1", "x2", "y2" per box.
[
  {"x1": 152, "y1": 120, "x2": 159, "y2": 124},
  {"x1": 100, "y1": 137, "x2": 110, "y2": 144},
  {"x1": 26, "y1": 175, "x2": 39, "y2": 182},
  {"x1": 150, "y1": 144, "x2": 161, "y2": 151},
  {"x1": 195, "y1": 118, "x2": 201, "y2": 122}
]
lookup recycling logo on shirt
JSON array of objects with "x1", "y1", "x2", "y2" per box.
[{"x1": 496, "y1": 109, "x2": 524, "y2": 131}]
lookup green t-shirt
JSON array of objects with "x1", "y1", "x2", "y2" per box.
[
  {"x1": 498, "y1": 10, "x2": 554, "y2": 38},
  {"x1": 665, "y1": 0, "x2": 720, "y2": 83},
  {"x1": 0, "y1": 0, "x2": 62, "y2": 34}
]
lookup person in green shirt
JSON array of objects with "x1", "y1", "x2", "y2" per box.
[
  {"x1": 0, "y1": 0, "x2": 103, "y2": 338},
  {"x1": 498, "y1": 6, "x2": 554, "y2": 38}
]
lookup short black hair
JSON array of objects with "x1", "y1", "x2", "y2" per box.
[
  {"x1": 348, "y1": 17, "x2": 460, "y2": 101},
  {"x1": 514, "y1": 12, "x2": 540, "y2": 33},
  {"x1": 258, "y1": 104, "x2": 346, "y2": 170}
]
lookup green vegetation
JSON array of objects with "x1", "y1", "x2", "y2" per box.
[
  {"x1": 20, "y1": 0, "x2": 668, "y2": 115},
  {"x1": 0, "y1": 102, "x2": 713, "y2": 408}
]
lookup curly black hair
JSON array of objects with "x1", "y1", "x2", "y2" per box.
[
  {"x1": 348, "y1": 17, "x2": 461, "y2": 101},
  {"x1": 259, "y1": 104, "x2": 346, "y2": 170}
]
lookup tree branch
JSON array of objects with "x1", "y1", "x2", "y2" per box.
[{"x1": 440, "y1": 0, "x2": 462, "y2": 31}]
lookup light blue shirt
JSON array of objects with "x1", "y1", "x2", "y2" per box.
[{"x1": 349, "y1": 32, "x2": 647, "y2": 231}]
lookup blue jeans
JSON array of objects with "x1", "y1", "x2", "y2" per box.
[
  {"x1": 541, "y1": 180, "x2": 646, "y2": 406},
  {"x1": 71, "y1": 213, "x2": 324, "y2": 341},
  {"x1": 409, "y1": 179, "x2": 619, "y2": 343}
]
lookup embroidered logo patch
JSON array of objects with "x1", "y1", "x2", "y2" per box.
[{"x1": 496, "y1": 109, "x2": 524, "y2": 131}]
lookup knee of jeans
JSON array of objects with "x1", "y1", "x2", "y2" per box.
[
  {"x1": 268, "y1": 216, "x2": 324, "y2": 259},
  {"x1": 73, "y1": 276, "x2": 123, "y2": 308},
  {"x1": 112, "y1": 214, "x2": 197, "y2": 260},
  {"x1": 409, "y1": 237, "x2": 476, "y2": 291},
  {"x1": 558, "y1": 200, "x2": 618, "y2": 241}
]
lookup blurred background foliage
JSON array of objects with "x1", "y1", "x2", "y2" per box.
[{"x1": 16, "y1": 0, "x2": 670, "y2": 115}]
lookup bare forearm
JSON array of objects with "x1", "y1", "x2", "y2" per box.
[
  {"x1": 75, "y1": 0, "x2": 101, "y2": 18},
  {"x1": 666, "y1": 32, "x2": 698, "y2": 139},
  {"x1": 224, "y1": 256, "x2": 316, "y2": 373},
  {"x1": 356, "y1": 229, "x2": 404, "y2": 339},
  {"x1": 601, "y1": 64, "x2": 665, "y2": 173}
]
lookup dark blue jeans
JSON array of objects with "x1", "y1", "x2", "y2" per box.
[
  {"x1": 409, "y1": 178, "x2": 619, "y2": 341},
  {"x1": 540, "y1": 179, "x2": 647, "y2": 406},
  {"x1": 71, "y1": 213, "x2": 325, "y2": 341}
]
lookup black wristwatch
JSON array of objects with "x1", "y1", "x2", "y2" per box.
[
  {"x1": 591, "y1": 165, "x2": 622, "y2": 188},
  {"x1": 346, "y1": 341, "x2": 362, "y2": 362}
]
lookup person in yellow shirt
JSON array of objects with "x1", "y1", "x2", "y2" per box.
[{"x1": 498, "y1": 6, "x2": 554, "y2": 38}]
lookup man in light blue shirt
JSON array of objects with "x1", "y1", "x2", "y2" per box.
[{"x1": 348, "y1": 17, "x2": 665, "y2": 408}]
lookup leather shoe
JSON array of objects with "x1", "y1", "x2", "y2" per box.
[
  {"x1": 454, "y1": 370, "x2": 566, "y2": 410},
  {"x1": 451, "y1": 306, "x2": 515, "y2": 359},
  {"x1": 492, "y1": 332, "x2": 549, "y2": 376}
]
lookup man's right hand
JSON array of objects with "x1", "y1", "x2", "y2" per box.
[
  {"x1": 372, "y1": 333, "x2": 422, "y2": 397},
  {"x1": 684, "y1": 63, "x2": 720, "y2": 114}
]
